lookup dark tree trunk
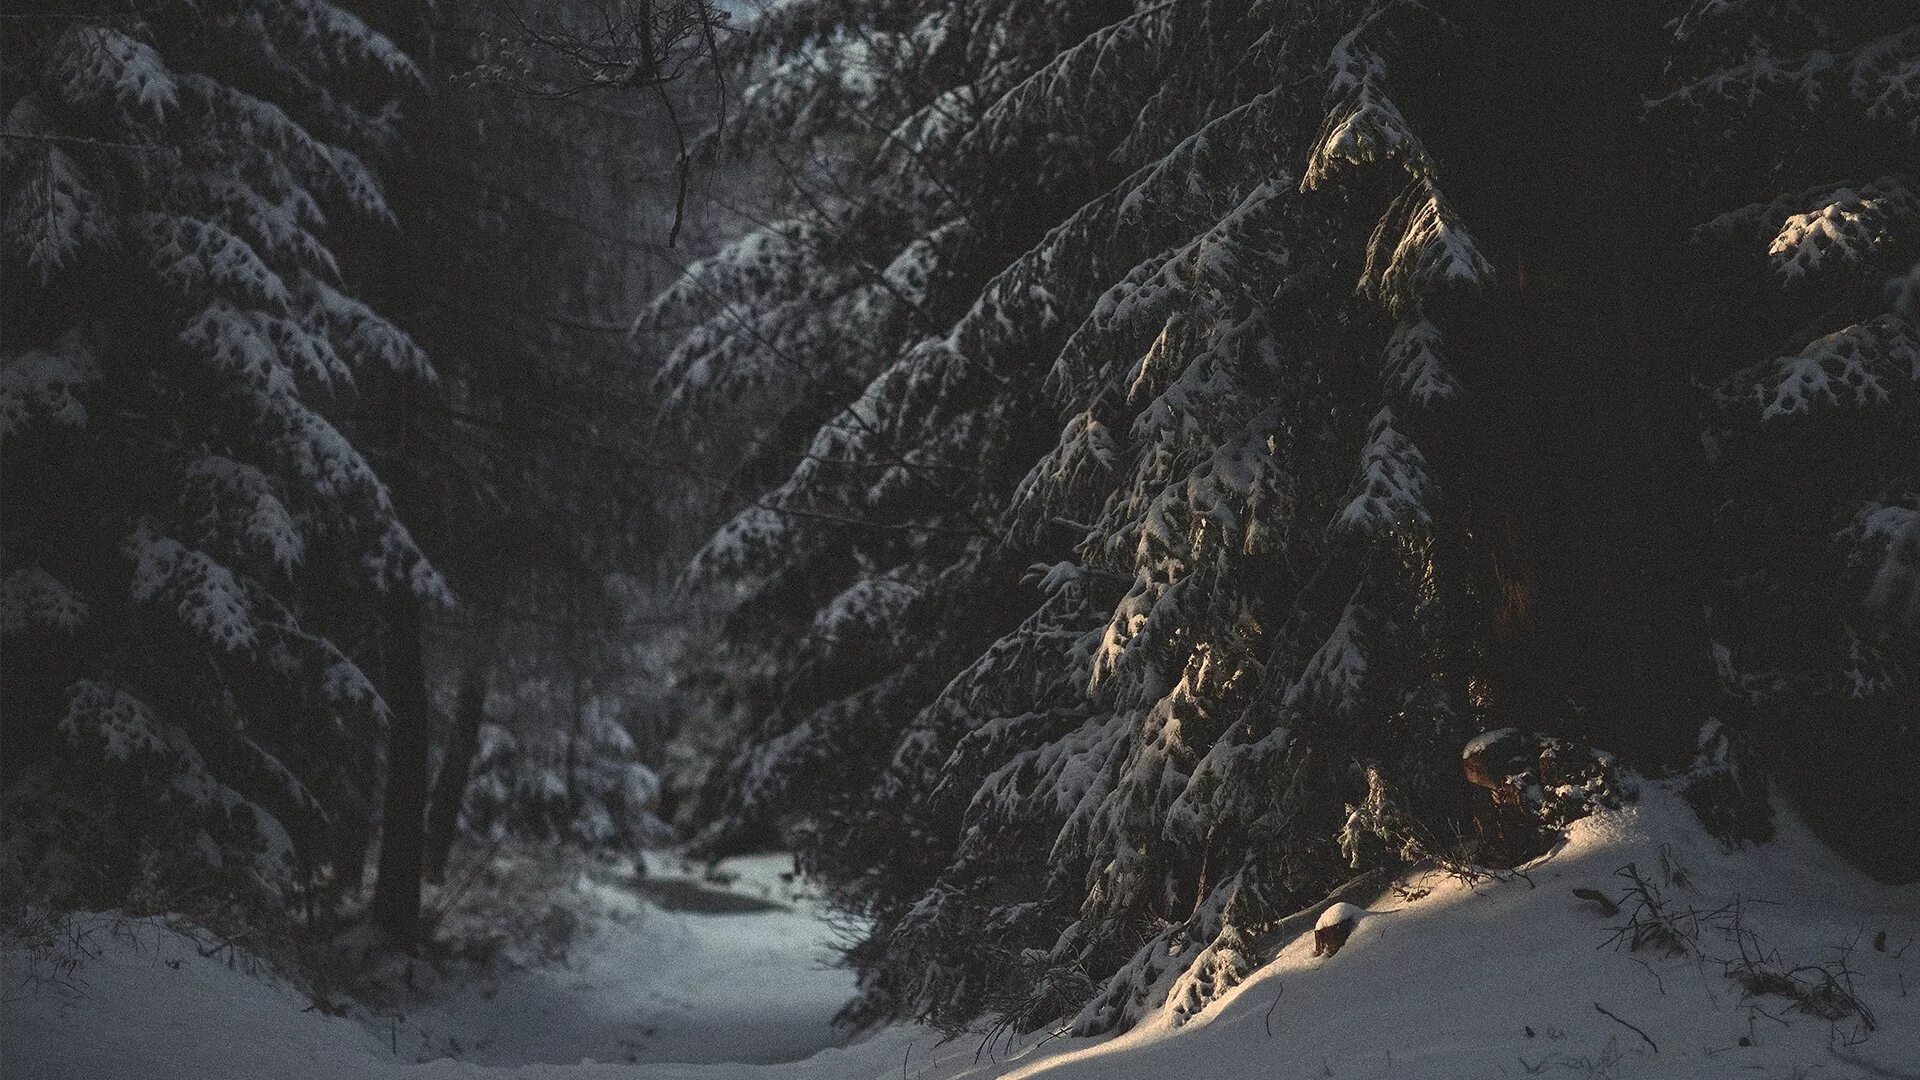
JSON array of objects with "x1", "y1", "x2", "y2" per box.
[
  {"x1": 371, "y1": 585, "x2": 432, "y2": 943},
  {"x1": 423, "y1": 652, "x2": 489, "y2": 884},
  {"x1": 370, "y1": 379, "x2": 432, "y2": 945},
  {"x1": 1428, "y1": 1, "x2": 1714, "y2": 768}
]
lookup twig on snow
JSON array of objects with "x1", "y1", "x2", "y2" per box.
[{"x1": 1593, "y1": 1001, "x2": 1657, "y2": 1053}]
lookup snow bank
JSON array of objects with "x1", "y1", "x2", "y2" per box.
[
  {"x1": 960, "y1": 787, "x2": 1919, "y2": 1080},
  {"x1": 6, "y1": 790, "x2": 1917, "y2": 1079}
]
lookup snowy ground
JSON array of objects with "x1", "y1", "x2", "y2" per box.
[
  {"x1": 6, "y1": 786, "x2": 1918, "y2": 1079},
  {"x1": 406, "y1": 854, "x2": 854, "y2": 1067},
  {"x1": 0, "y1": 853, "x2": 860, "y2": 1079}
]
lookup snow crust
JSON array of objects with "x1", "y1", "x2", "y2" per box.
[{"x1": 7, "y1": 790, "x2": 1917, "y2": 1079}]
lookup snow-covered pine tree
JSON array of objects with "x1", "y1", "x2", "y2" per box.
[
  {"x1": 1648, "y1": 0, "x2": 1919, "y2": 876},
  {"x1": 660, "y1": 0, "x2": 1917, "y2": 1040},
  {"x1": 658, "y1": 0, "x2": 1484, "y2": 1033},
  {"x1": 458, "y1": 695, "x2": 670, "y2": 852},
  {"x1": 646, "y1": 0, "x2": 1159, "y2": 842},
  {"x1": 0, "y1": 1, "x2": 439, "y2": 913}
]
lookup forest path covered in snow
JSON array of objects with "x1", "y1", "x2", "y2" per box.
[
  {"x1": 405, "y1": 854, "x2": 854, "y2": 1067},
  {"x1": 6, "y1": 789, "x2": 1920, "y2": 1080},
  {"x1": 1, "y1": 854, "x2": 861, "y2": 1078}
]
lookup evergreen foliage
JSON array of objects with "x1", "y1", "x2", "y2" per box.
[
  {"x1": 0, "y1": 1, "x2": 436, "y2": 911},
  {"x1": 1659, "y1": 2, "x2": 1920, "y2": 880},
  {"x1": 659, "y1": 0, "x2": 1920, "y2": 1037},
  {"x1": 460, "y1": 704, "x2": 670, "y2": 852}
]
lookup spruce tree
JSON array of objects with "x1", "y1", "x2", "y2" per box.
[
  {"x1": 0, "y1": 1, "x2": 439, "y2": 913},
  {"x1": 1650, "y1": 1, "x2": 1918, "y2": 876},
  {"x1": 661, "y1": 0, "x2": 1918, "y2": 1040}
]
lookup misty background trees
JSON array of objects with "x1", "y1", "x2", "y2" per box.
[{"x1": 2, "y1": 0, "x2": 1915, "y2": 1056}]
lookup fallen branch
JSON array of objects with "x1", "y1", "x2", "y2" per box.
[
  {"x1": 1264, "y1": 982, "x2": 1285, "y2": 1037},
  {"x1": 1593, "y1": 1002, "x2": 1657, "y2": 1053}
]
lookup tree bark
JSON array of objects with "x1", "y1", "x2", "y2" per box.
[
  {"x1": 370, "y1": 585, "x2": 431, "y2": 944},
  {"x1": 370, "y1": 378, "x2": 432, "y2": 945},
  {"x1": 423, "y1": 651, "x2": 489, "y2": 884}
]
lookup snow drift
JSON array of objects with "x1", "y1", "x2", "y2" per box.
[{"x1": 5, "y1": 785, "x2": 1916, "y2": 1079}]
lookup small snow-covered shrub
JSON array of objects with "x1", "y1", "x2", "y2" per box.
[{"x1": 460, "y1": 707, "x2": 670, "y2": 854}]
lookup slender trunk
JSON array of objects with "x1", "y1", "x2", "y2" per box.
[
  {"x1": 423, "y1": 651, "x2": 488, "y2": 884},
  {"x1": 370, "y1": 384, "x2": 431, "y2": 944},
  {"x1": 564, "y1": 592, "x2": 588, "y2": 820},
  {"x1": 370, "y1": 586, "x2": 431, "y2": 943}
]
